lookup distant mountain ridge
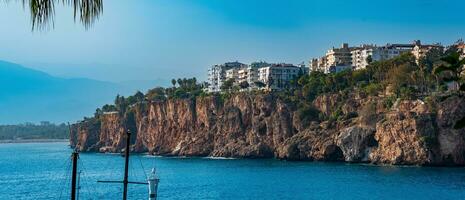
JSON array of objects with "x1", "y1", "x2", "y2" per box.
[{"x1": 0, "y1": 60, "x2": 162, "y2": 124}]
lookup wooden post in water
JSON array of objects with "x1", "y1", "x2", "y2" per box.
[
  {"x1": 97, "y1": 130, "x2": 149, "y2": 199},
  {"x1": 71, "y1": 151, "x2": 79, "y2": 200},
  {"x1": 122, "y1": 130, "x2": 131, "y2": 200}
]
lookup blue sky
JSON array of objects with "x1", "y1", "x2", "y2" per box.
[{"x1": 0, "y1": 0, "x2": 464, "y2": 83}]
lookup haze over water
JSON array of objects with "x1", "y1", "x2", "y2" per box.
[{"x1": 1, "y1": 142, "x2": 465, "y2": 200}]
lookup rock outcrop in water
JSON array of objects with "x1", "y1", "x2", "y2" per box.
[{"x1": 70, "y1": 93, "x2": 465, "y2": 166}]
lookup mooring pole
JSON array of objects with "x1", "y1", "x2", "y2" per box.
[
  {"x1": 123, "y1": 130, "x2": 131, "y2": 200},
  {"x1": 71, "y1": 151, "x2": 79, "y2": 200},
  {"x1": 77, "y1": 171, "x2": 82, "y2": 200}
]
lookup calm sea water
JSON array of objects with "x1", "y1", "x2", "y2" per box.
[{"x1": 1, "y1": 142, "x2": 465, "y2": 200}]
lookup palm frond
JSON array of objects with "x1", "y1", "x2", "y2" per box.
[
  {"x1": 433, "y1": 64, "x2": 454, "y2": 75},
  {"x1": 12, "y1": 0, "x2": 103, "y2": 30},
  {"x1": 440, "y1": 52, "x2": 460, "y2": 66}
]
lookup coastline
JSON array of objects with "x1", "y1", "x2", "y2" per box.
[{"x1": 0, "y1": 139, "x2": 69, "y2": 144}]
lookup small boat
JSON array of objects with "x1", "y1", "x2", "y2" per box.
[{"x1": 68, "y1": 130, "x2": 159, "y2": 200}]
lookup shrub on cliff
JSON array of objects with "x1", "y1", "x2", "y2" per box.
[
  {"x1": 296, "y1": 104, "x2": 320, "y2": 125},
  {"x1": 359, "y1": 102, "x2": 378, "y2": 127},
  {"x1": 146, "y1": 87, "x2": 167, "y2": 101},
  {"x1": 363, "y1": 83, "x2": 382, "y2": 96}
]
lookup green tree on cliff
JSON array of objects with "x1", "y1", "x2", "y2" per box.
[
  {"x1": 134, "y1": 91, "x2": 145, "y2": 102},
  {"x1": 146, "y1": 87, "x2": 167, "y2": 101},
  {"x1": 239, "y1": 81, "x2": 249, "y2": 89},
  {"x1": 177, "y1": 78, "x2": 183, "y2": 88},
  {"x1": 114, "y1": 95, "x2": 128, "y2": 114},
  {"x1": 171, "y1": 79, "x2": 177, "y2": 88},
  {"x1": 433, "y1": 52, "x2": 465, "y2": 91},
  {"x1": 221, "y1": 78, "x2": 235, "y2": 91}
]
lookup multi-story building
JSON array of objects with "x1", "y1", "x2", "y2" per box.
[
  {"x1": 258, "y1": 63, "x2": 306, "y2": 91},
  {"x1": 308, "y1": 57, "x2": 328, "y2": 73},
  {"x1": 207, "y1": 61, "x2": 246, "y2": 92},
  {"x1": 351, "y1": 45, "x2": 372, "y2": 70},
  {"x1": 411, "y1": 40, "x2": 444, "y2": 64},
  {"x1": 325, "y1": 43, "x2": 353, "y2": 73},
  {"x1": 237, "y1": 68, "x2": 249, "y2": 84},
  {"x1": 351, "y1": 44, "x2": 411, "y2": 70},
  {"x1": 225, "y1": 68, "x2": 239, "y2": 81},
  {"x1": 298, "y1": 62, "x2": 309, "y2": 75},
  {"x1": 240, "y1": 62, "x2": 269, "y2": 88},
  {"x1": 309, "y1": 58, "x2": 318, "y2": 72}
]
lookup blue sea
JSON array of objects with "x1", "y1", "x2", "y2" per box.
[{"x1": 1, "y1": 142, "x2": 465, "y2": 200}]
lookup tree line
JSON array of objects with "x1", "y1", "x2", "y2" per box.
[{"x1": 0, "y1": 122, "x2": 69, "y2": 140}]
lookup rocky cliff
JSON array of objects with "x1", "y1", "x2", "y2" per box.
[{"x1": 70, "y1": 93, "x2": 465, "y2": 166}]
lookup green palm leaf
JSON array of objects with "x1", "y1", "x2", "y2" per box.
[
  {"x1": 15, "y1": 0, "x2": 103, "y2": 30},
  {"x1": 440, "y1": 52, "x2": 461, "y2": 66},
  {"x1": 433, "y1": 64, "x2": 454, "y2": 75}
]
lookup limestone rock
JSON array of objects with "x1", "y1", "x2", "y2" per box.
[
  {"x1": 70, "y1": 93, "x2": 465, "y2": 166},
  {"x1": 336, "y1": 126, "x2": 376, "y2": 162}
]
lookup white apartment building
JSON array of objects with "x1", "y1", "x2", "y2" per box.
[
  {"x1": 309, "y1": 57, "x2": 328, "y2": 73},
  {"x1": 351, "y1": 45, "x2": 410, "y2": 70},
  {"x1": 237, "y1": 68, "x2": 249, "y2": 83},
  {"x1": 325, "y1": 43, "x2": 353, "y2": 73},
  {"x1": 207, "y1": 61, "x2": 246, "y2": 92},
  {"x1": 411, "y1": 40, "x2": 444, "y2": 64},
  {"x1": 258, "y1": 63, "x2": 305, "y2": 91},
  {"x1": 245, "y1": 62, "x2": 269, "y2": 87},
  {"x1": 310, "y1": 58, "x2": 318, "y2": 72},
  {"x1": 225, "y1": 68, "x2": 239, "y2": 81}
]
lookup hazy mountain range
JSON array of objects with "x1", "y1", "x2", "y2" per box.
[{"x1": 0, "y1": 60, "x2": 168, "y2": 124}]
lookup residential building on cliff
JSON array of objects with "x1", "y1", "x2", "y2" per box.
[
  {"x1": 207, "y1": 61, "x2": 246, "y2": 92},
  {"x1": 225, "y1": 68, "x2": 239, "y2": 81},
  {"x1": 309, "y1": 57, "x2": 328, "y2": 73},
  {"x1": 411, "y1": 40, "x2": 444, "y2": 64},
  {"x1": 325, "y1": 43, "x2": 353, "y2": 73},
  {"x1": 258, "y1": 63, "x2": 305, "y2": 91},
  {"x1": 207, "y1": 61, "x2": 307, "y2": 92},
  {"x1": 309, "y1": 43, "x2": 355, "y2": 73},
  {"x1": 310, "y1": 58, "x2": 318, "y2": 71},
  {"x1": 310, "y1": 40, "x2": 443, "y2": 73},
  {"x1": 239, "y1": 61, "x2": 269, "y2": 88},
  {"x1": 351, "y1": 44, "x2": 411, "y2": 70}
]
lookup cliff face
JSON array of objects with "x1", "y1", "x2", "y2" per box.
[
  {"x1": 71, "y1": 93, "x2": 465, "y2": 166},
  {"x1": 131, "y1": 94, "x2": 296, "y2": 158}
]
